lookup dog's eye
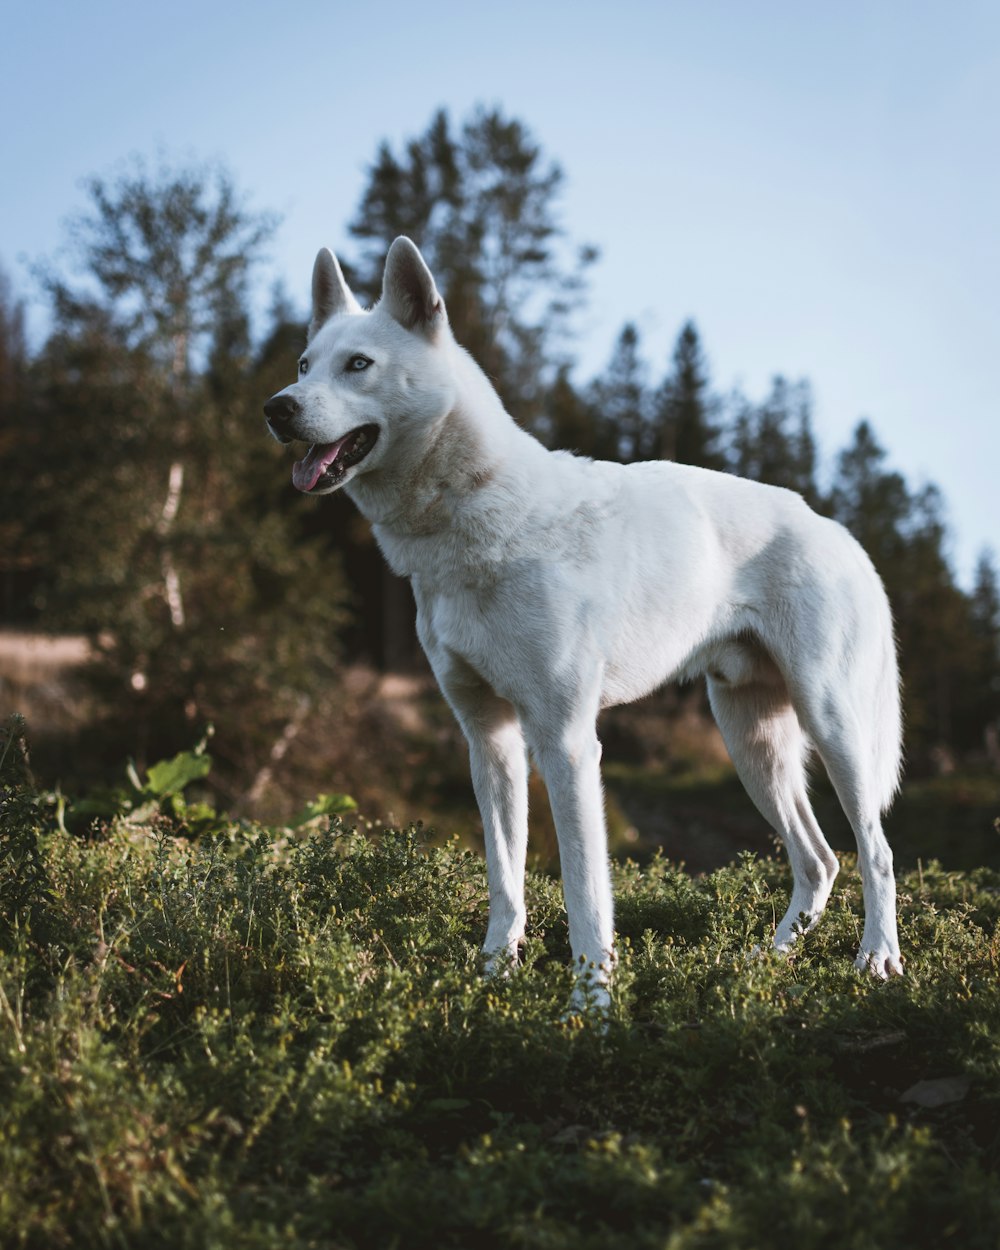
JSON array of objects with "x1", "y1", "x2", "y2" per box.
[
  {"x1": 298, "y1": 359, "x2": 309, "y2": 376},
  {"x1": 347, "y1": 354, "x2": 372, "y2": 372}
]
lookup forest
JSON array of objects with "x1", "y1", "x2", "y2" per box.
[{"x1": 1, "y1": 105, "x2": 998, "y2": 839}]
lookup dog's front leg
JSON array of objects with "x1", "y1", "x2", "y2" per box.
[
  {"x1": 533, "y1": 721, "x2": 615, "y2": 1013},
  {"x1": 440, "y1": 672, "x2": 529, "y2": 974},
  {"x1": 467, "y1": 712, "x2": 530, "y2": 974}
]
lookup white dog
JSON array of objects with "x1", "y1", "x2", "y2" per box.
[{"x1": 264, "y1": 237, "x2": 904, "y2": 1008}]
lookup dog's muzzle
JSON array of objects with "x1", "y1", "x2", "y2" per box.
[{"x1": 263, "y1": 393, "x2": 300, "y2": 444}]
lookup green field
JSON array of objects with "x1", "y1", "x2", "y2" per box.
[{"x1": 2, "y1": 734, "x2": 1000, "y2": 1248}]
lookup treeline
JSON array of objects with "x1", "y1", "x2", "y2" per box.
[{"x1": 0, "y1": 107, "x2": 997, "y2": 791}]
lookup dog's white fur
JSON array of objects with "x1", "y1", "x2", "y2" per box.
[{"x1": 266, "y1": 237, "x2": 904, "y2": 1008}]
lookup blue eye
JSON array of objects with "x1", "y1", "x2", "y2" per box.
[{"x1": 347, "y1": 354, "x2": 372, "y2": 372}]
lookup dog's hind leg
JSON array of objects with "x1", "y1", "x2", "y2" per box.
[
  {"x1": 440, "y1": 667, "x2": 530, "y2": 974},
  {"x1": 798, "y1": 697, "x2": 903, "y2": 979},
  {"x1": 707, "y1": 663, "x2": 839, "y2": 953}
]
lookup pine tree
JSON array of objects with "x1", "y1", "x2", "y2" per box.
[
  {"x1": 343, "y1": 106, "x2": 597, "y2": 667},
  {"x1": 652, "y1": 321, "x2": 723, "y2": 468},
  {"x1": 828, "y1": 419, "x2": 909, "y2": 571},
  {"x1": 588, "y1": 323, "x2": 649, "y2": 463},
  {"x1": 348, "y1": 105, "x2": 595, "y2": 430},
  {"x1": 829, "y1": 421, "x2": 982, "y2": 760},
  {"x1": 964, "y1": 550, "x2": 1000, "y2": 758},
  {"x1": 728, "y1": 377, "x2": 818, "y2": 503},
  {"x1": 544, "y1": 364, "x2": 598, "y2": 457},
  {"x1": 0, "y1": 266, "x2": 32, "y2": 620}
]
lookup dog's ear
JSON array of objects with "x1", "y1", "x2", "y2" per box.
[
  {"x1": 310, "y1": 248, "x2": 361, "y2": 338},
  {"x1": 381, "y1": 237, "x2": 446, "y2": 335}
]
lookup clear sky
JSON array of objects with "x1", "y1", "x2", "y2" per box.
[{"x1": 2, "y1": 0, "x2": 997, "y2": 585}]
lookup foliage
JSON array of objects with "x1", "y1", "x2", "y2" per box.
[
  {"x1": 652, "y1": 319, "x2": 725, "y2": 470},
  {"x1": 39, "y1": 153, "x2": 276, "y2": 371},
  {"x1": 348, "y1": 104, "x2": 597, "y2": 430},
  {"x1": 829, "y1": 423, "x2": 997, "y2": 759},
  {"x1": 728, "y1": 376, "x2": 819, "y2": 505},
  {"x1": 587, "y1": 323, "x2": 650, "y2": 462},
  {"x1": 2, "y1": 158, "x2": 348, "y2": 788},
  {"x1": 1, "y1": 112, "x2": 998, "y2": 788},
  {"x1": 1, "y1": 753, "x2": 999, "y2": 1248}
]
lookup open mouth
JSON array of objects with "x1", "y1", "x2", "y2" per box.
[{"x1": 291, "y1": 424, "x2": 379, "y2": 493}]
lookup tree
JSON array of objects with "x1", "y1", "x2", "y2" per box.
[
  {"x1": 959, "y1": 550, "x2": 1000, "y2": 757},
  {"x1": 652, "y1": 321, "x2": 723, "y2": 468},
  {"x1": 342, "y1": 106, "x2": 597, "y2": 668},
  {"x1": 26, "y1": 159, "x2": 348, "y2": 789},
  {"x1": 348, "y1": 105, "x2": 596, "y2": 430},
  {"x1": 0, "y1": 266, "x2": 32, "y2": 620},
  {"x1": 543, "y1": 364, "x2": 598, "y2": 457},
  {"x1": 728, "y1": 377, "x2": 819, "y2": 503},
  {"x1": 828, "y1": 421, "x2": 992, "y2": 761},
  {"x1": 48, "y1": 156, "x2": 275, "y2": 373},
  {"x1": 36, "y1": 155, "x2": 279, "y2": 632},
  {"x1": 829, "y1": 420, "x2": 910, "y2": 576},
  {"x1": 588, "y1": 323, "x2": 650, "y2": 462}
]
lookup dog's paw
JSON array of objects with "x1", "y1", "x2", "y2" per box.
[
  {"x1": 854, "y1": 948, "x2": 904, "y2": 979},
  {"x1": 482, "y1": 936, "x2": 525, "y2": 980},
  {"x1": 773, "y1": 907, "x2": 823, "y2": 955},
  {"x1": 563, "y1": 959, "x2": 613, "y2": 1023},
  {"x1": 562, "y1": 983, "x2": 611, "y2": 1033},
  {"x1": 567, "y1": 979, "x2": 611, "y2": 1016},
  {"x1": 482, "y1": 949, "x2": 517, "y2": 980}
]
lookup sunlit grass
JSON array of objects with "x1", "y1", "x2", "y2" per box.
[{"x1": 2, "y1": 729, "x2": 999, "y2": 1247}]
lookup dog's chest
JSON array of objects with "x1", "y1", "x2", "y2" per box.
[{"x1": 413, "y1": 563, "x2": 568, "y2": 696}]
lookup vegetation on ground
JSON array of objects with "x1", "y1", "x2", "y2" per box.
[{"x1": 2, "y1": 721, "x2": 998, "y2": 1249}]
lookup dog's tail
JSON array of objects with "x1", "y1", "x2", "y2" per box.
[{"x1": 870, "y1": 580, "x2": 904, "y2": 814}]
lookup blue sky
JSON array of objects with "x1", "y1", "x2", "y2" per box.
[{"x1": 2, "y1": 0, "x2": 997, "y2": 585}]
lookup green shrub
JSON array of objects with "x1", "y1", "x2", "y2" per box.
[{"x1": 1, "y1": 747, "x2": 998, "y2": 1247}]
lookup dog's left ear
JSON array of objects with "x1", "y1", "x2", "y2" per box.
[{"x1": 381, "y1": 237, "x2": 446, "y2": 335}]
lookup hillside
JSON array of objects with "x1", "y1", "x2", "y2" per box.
[{"x1": 2, "y1": 730, "x2": 999, "y2": 1248}]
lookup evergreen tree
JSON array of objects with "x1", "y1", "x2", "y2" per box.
[
  {"x1": 652, "y1": 321, "x2": 723, "y2": 468},
  {"x1": 898, "y1": 484, "x2": 967, "y2": 752},
  {"x1": 828, "y1": 419, "x2": 909, "y2": 569},
  {"x1": 588, "y1": 323, "x2": 649, "y2": 462},
  {"x1": 962, "y1": 550, "x2": 1000, "y2": 756},
  {"x1": 828, "y1": 421, "x2": 991, "y2": 760},
  {"x1": 728, "y1": 377, "x2": 819, "y2": 503},
  {"x1": 343, "y1": 106, "x2": 597, "y2": 667},
  {"x1": 0, "y1": 265, "x2": 26, "y2": 414},
  {"x1": 348, "y1": 105, "x2": 596, "y2": 430},
  {"x1": 544, "y1": 364, "x2": 598, "y2": 457},
  {"x1": 0, "y1": 266, "x2": 32, "y2": 620}
]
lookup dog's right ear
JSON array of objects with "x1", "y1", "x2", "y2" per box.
[{"x1": 310, "y1": 248, "x2": 361, "y2": 338}]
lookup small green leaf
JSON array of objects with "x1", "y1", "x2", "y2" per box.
[
  {"x1": 289, "y1": 792, "x2": 358, "y2": 827},
  {"x1": 143, "y1": 750, "x2": 213, "y2": 799}
]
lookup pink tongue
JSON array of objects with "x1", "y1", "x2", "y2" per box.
[{"x1": 291, "y1": 434, "x2": 352, "y2": 492}]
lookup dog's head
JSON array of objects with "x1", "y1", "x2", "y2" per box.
[{"x1": 264, "y1": 237, "x2": 457, "y2": 495}]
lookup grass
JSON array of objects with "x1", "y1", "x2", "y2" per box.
[{"x1": 2, "y1": 729, "x2": 1000, "y2": 1247}]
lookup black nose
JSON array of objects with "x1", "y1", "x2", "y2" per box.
[{"x1": 264, "y1": 393, "x2": 301, "y2": 442}]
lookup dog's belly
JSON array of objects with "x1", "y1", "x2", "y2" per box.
[{"x1": 599, "y1": 626, "x2": 732, "y2": 709}]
